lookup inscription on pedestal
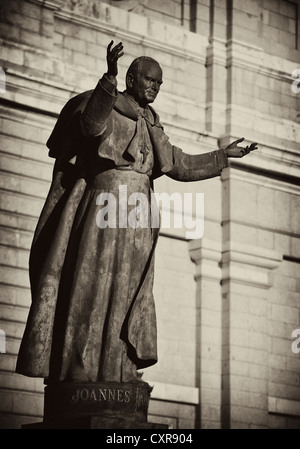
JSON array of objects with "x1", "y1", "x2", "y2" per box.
[
  {"x1": 71, "y1": 387, "x2": 131, "y2": 403},
  {"x1": 44, "y1": 381, "x2": 151, "y2": 422}
]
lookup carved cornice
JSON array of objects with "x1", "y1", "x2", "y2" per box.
[
  {"x1": 189, "y1": 238, "x2": 223, "y2": 282},
  {"x1": 28, "y1": 0, "x2": 65, "y2": 10},
  {"x1": 61, "y1": 0, "x2": 144, "y2": 16},
  {"x1": 54, "y1": 2, "x2": 207, "y2": 65},
  {"x1": 221, "y1": 241, "x2": 282, "y2": 289},
  {"x1": 226, "y1": 39, "x2": 297, "y2": 82},
  {"x1": 189, "y1": 238, "x2": 282, "y2": 288}
]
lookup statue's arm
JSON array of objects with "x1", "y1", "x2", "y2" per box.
[
  {"x1": 80, "y1": 75, "x2": 118, "y2": 137},
  {"x1": 165, "y1": 138, "x2": 258, "y2": 182},
  {"x1": 166, "y1": 146, "x2": 228, "y2": 182},
  {"x1": 80, "y1": 41, "x2": 124, "y2": 137}
]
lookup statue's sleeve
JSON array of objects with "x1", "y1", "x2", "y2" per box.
[
  {"x1": 165, "y1": 145, "x2": 228, "y2": 182},
  {"x1": 80, "y1": 74, "x2": 118, "y2": 137}
]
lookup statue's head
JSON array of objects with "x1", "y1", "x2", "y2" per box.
[{"x1": 126, "y1": 57, "x2": 163, "y2": 107}]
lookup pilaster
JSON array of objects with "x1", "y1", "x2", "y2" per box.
[{"x1": 189, "y1": 238, "x2": 223, "y2": 428}]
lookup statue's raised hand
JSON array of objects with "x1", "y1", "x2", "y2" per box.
[
  {"x1": 224, "y1": 137, "x2": 258, "y2": 158},
  {"x1": 106, "y1": 40, "x2": 124, "y2": 77}
]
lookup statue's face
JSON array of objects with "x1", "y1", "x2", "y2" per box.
[{"x1": 130, "y1": 61, "x2": 163, "y2": 107}]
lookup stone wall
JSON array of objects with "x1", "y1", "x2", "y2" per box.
[{"x1": 0, "y1": 0, "x2": 299, "y2": 429}]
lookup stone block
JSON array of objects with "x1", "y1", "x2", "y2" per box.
[
  {"x1": 231, "y1": 360, "x2": 249, "y2": 376},
  {"x1": 290, "y1": 195, "x2": 300, "y2": 234},
  {"x1": 0, "y1": 211, "x2": 37, "y2": 233},
  {"x1": 201, "y1": 404, "x2": 220, "y2": 422},
  {"x1": 148, "y1": 19, "x2": 166, "y2": 43},
  {"x1": 0, "y1": 117, "x2": 50, "y2": 145},
  {"x1": 0, "y1": 265, "x2": 30, "y2": 289},
  {"x1": 269, "y1": 11, "x2": 290, "y2": 30},
  {"x1": 200, "y1": 324, "x2": 220, "y2": 345},
  {"x1": 256, "y1": 187, "x2": 274, "y2": 228},
  {"x1": 246, "y1": 377, "x2": 268, "y2": 395},
  {"x1": 108, "y1": 3, "x2": 128, "y2": 30},
  {"x1": 0, "y1": 246, "x2": 28, "y2": 270},
  {"x1": 201, "y1": 343, "x2": 221, "y2": 362},
  {"x1": 230, "y1": 310, "x2": 249, "y2": 330},
  {"x1": 0, "y1": 171, "x2": 49, "y2": 199},
  {"x1": 11, "y1": 391, "x2": 44, "y2": 416},
  {"x1": 20, "y1": 29, "x2": 50, "y2": 51},
  {"x1": 232, "y1": 24, "x2": 259, "y2": 43},
  {"x1": 248, "y1": 392, "x2": 267, "y2": 410},
  {"x1": 268, "y1": 413, "x2": 287, "y2": 429},
  {"x1": 270, "y1": 367, "x2": 300, "y2": 386},
  {"x1": 233, "y1": 0, "x2": 259, "y2": 16},
  {"x1": 5, "y1": 45, "x2": 24, "y2": 66},
  {"x1": 73, "y1": 51, "x2": 97, "y2": 71},
  {"x1": 286, "y1": 355, "x2": 300, "y2": 372},
  {"x1": 268, "y1": 354, "x2": 286, "y2": 370},
  {"x1": 248, "y1": 314, "x2": 268, "y2": 333},
  {"x1": 271, "y1": 336, "x2": 291, "y2": 356},
  {"x1": 0, "y1": 23, "x2": 20, "y2": 41},
  {"x1": 201, "y1": 372, "x2": 220, "y2": 389},
  {"x1": 21, "y1": 16, "x2": 41, "y2": 33},
  {"x1": 2, "y1": 10, "x2": 23, "y2": 28},
  {"x1": 268, "y1": 382, "x2": 300, "y2": 401},
  {"x1": 254, "y1": 98, "x2": 270, "y2": 115},
  {"x1": 290, "y1": 237, "x2": 300, "y2": 259},
  {"x1": 20, "y1": 2, "x2": 41, "y2": 20},
  {"x1": 263, "y1": 0, "x2": 280, "y2": 13},
  {"x1": 0, "y1": 317, "x2": 25, "y2": 339},
  {"x1": 0, "y1": 153, "x2": 51, "y2": 181},
  {"x1": 274, "y1": 233, "x2": 290, "y2": 254},
  {"x1": 201, "y1": 387, "x2": 221, "y2": 407},
  {"x1": 64, "y1": 35, "x2": 86, "y2": 53},
  {"x1": 201, "y1": 309, "x2": 222, "y2": 328},
  {"x1": 3, "y1": 337, "x2": 21, "y2": 356},
  {"x1": 54, "y1": 31, "x2": 63, "y2": 47},
  {"x1": 269, "y1": 320, "x2": 296, "y2": 339},
  {"x1": 148, "y1": 399, "x2": 180, "y2": 418},
  {"x1": 271, "y1": 304, "x2": 298, "y2": 324},
  {"x1": 0, "y1": 350, "x2": 17, "y2": 372},
  {"x1": 232, "y1": 346, "x2": 267, "y2": 366},
  {"x1": 231, "y1": 328, "x2": 249, "y2": 347},
  {"x1": 231, "y1": 389, "x2": 250, "y2": 406},
  {"x1": 233, "y1": 9, "x2": 259, "y2": 31},
  {"x1": 257, "y1": 229, "x2": 274, "y2": 250},
  {"x1": 75, "y1": 26, "x2": 98, "y2": 44},
  {"x1": 279, "y1": 1, "x2": 297, "y2": 18},
  {"x1": 177, "y1": 403, "x2": 196, "y2": 420},
  {"x1": 249, "y1": 363, "x2": 267, "y2": 380},
  {"x1": 287, "y1": 290, "x2": 300, "y2": 309},
  {"x1": 288, "y1": 17, "x2": 297, "y2": 34},
  {"x1": 278, "y1": 30, "x2": 295, "y2": 47},
  {"x1": 248, "y1": 331, "x2": 269, "y2": 351},
  {"x1": 128, "y1": 12, "x2": 147, "y2": 37},
  {"x1": 0, "y1": 390, "x2": 13, "y2": 413},
  {"x1": 177, "y1": 418, "x2": 195, "y2": 429}
]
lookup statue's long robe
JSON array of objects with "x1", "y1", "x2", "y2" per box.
[{"x1": 16, "y1": 75, "x2": 228, "y2": 383}]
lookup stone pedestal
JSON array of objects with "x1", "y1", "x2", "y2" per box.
[{"x1": 22, "y1": 381, "x2": 167, "y2": 429}]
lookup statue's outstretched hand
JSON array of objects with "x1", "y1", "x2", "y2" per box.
[
  {"x1": 224, "y1": 137, "x2": 258, "y2": 158},
  {"x1": 106, "y1": 40, "x2": 124, "y2": 77}
]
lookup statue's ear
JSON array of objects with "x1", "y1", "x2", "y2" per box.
[{"x1": 126, "y1": 72, "x2": 134, "y2": 89}]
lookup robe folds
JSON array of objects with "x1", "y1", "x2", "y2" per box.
[{"x1": 16, "y1": 74, "x2": 228, "y2": 383}]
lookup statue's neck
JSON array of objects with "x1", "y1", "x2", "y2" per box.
[{"x1": 124, "y1": 91, "x2": 148, "y2": 110}]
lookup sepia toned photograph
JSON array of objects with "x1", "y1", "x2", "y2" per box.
[{"x1": 0, "y1": 0, "x2": 299, "y2": 433}]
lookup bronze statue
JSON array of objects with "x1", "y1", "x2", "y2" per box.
[{"x1": 16, "y1": 42, "x2": 257, "y2": 384}]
